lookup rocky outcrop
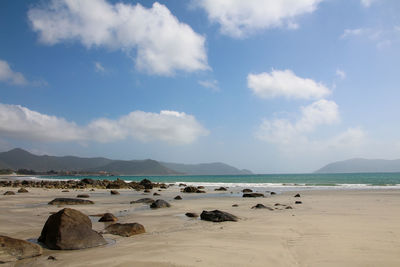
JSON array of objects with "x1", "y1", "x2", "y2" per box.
[
  {"x1": 48, "y1": 198, "x2": 94, "y2": 205},
  {"x1": 200, "y1": 210, "x2": 238, "y2": 222},
  {"x1": 150, "y1": 199, "x2": 171, "y2": 209},
  {"x1": 39, "y1": 208, "x2": 107, "y2": 250},
  {"x1": 0, "y1": 235, "x2": 42, "y2": 263},
  {"x1": 104, "y1": 223, "x2": 145, "y2": 237}
]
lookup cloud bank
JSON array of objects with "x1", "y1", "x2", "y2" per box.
[
  {"x1": 248, "y1": 69, "x2": 330, "y2": 100},
  {"x1": 196, "y1": 0, "x2": 322, "y2": 38},
  {"x1": 0, "y1": 59, "x2": 27, "y2": 85},
  {"x1": 28, "y1": 0, "x2": 208, "y2": 76},
  {"x1": 0, "y1": 103, "x2": 209, "y2": 144}
]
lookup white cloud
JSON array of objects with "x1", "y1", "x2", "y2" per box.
[
  {"x1": 248, "y1": 69, "x2": 330, "y2": 100},
  {"x1": 198, "y1": 79, "x2": 220, "y2": 92},
  {"x1": 28, "y1": 0, "x2": 209, "y2": 76},
  {"x1": 340, "y1": 28, "x2": 369, "y2": 39},
  {"x1": 336, "y1": 69, "x2": 346, "y2": 80},
  {"x1": 196, "y1": 0, "x2": 323, "y2": 38},
  {"x1": 361, "y1": 0, "x2": 377, "y2": 7},
  {"x1": 256, "y1": 99, "x2": 339, "y2": 144},
  {"x1": 94, "y1": 62, "x2": 106, "y2": 73},
  {"x1": 0, "y1": 59, "x2": 27, "y2": 85},
  {"x1": 0, "y1": 103, "x2": 209, "y2": 145}
]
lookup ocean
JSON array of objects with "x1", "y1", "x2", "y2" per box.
[{"x1": 33, "y1": 172, "x2": 400, "y2": 191}]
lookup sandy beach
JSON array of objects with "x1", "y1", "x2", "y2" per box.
[{"x1": 1, "y1": 185, "x2": 400, "y2": 267}]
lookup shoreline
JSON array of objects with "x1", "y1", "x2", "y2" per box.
[{"x1": 1, "y1": 184, "x2": 400, "y2": 266}]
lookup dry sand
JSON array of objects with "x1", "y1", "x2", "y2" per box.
[{"x1": 1, "y1": 186, "x2": 400, "y2": 267}]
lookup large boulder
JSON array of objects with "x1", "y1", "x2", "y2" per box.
[
  {"x1": 200, "y1": 210, "x2": 238, "y2": 222},
  {"x1": 104, "y1": 223, "x2": 145, "y2": 237},
  {"x1": 150, "y1": 199, "x2": 171, "y2": 209},
  {"x1": 48, "y1": 198, "x2": 94, "y2": 205},
  {"x1": 38, "y1": 208, "x2": 107, "y2": 250},
  {"x1": 0, "y1": 235, "x2": 42, "y2": 263},
  {"x1": 243, "y1": 193, "x2": 264, "y2": 198}
]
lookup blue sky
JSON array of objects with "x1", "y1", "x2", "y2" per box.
[{"x1": 1, "y1": 0, "x2": 400, "y2": 173}]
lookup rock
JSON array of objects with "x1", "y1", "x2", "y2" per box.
[
  {"x1": 251, "y1": 204, "x2": 274, "y2": 210},
  {"x1": 243, "y1": 193, "x2": 264, "y2": 198},
  {"x1": 160, "y1": 184, "x2": 168, "y2": 189},
  {"x1": 232, "y1": 204, "x2": 239, "y2": 207},
  {"x1": 38, "y1": 208, "x2": 107, "y2": 250},
  {"x1": 242, "y1": 188, "x2": 253, "y2": 193},
  {"x1": 144, "y1": 189, "x2": 151, "y2": 193},
  {"x1": 3, "y1": 191, "x2": 15, "y2": 195},
  {"x1": 130, "y1": 198, "x2": 154, "y2": 204},
  {"x1": 105, "y1": 223, "x2": 145, "y2": 237},
  {"x1": 90, "y1": 189, "x2": 95, "y2": 191},
  {"x1": 150, "y1": 199, "x2": 171, "y2": 209},
  {"x1": 174, "y1": 195, "x2": 182, "y2": 200},
  {"x1": 285, "y1": 206, "x2": 293, "y2": 209},
  {"x1": 62, "y1": 190, "x2": 69, "y2": 192},
  {"x1": 182, "y1": 186, "x2": 197, "y2": 193},
  {"x1": 98, "y1": 213, "x2": 118, "y2": 222},
  {"x1": 110, "y1": 190, "x2": 120, "y2": 195},
  {"x1": 77, "y1": 194, "x2": 90, "y2": 198},
  {"x1": 295, "y1": 201, "x2": 302, "y2": 204},
  {"x1": 81, "y1": 178, "x2": 95, "y2": 185},
  {"x1": 139, "y1": 179, "x2": 153, "y2": 189},
  {"x1": 106, "y1": 178, "x2": 128, "y2": 189},
  {"x1": 47, "y1": 255, "x2": 56, "y2": 260},
  {"x1": 270, "y1": 192, "x2": 276, "y2": 195},
  {"x1": 197, "y1": 186, "x2": 205, "y2": 189},
  {"x1": 18, "y1": 188, "x2": 29, "y2": 193},
  {"x1": 215, "y1": 187, "x2": 227, "y2": 191},
  {"x1": 0, "y1": 235, "x2": 42, "y2": 263},
  {"x1": 185, "y1": 212, "x2": 198, "y2": 218},
  {"x1": 179, "y1": 183, "x2": 187, "y2": 187},
  {"x1": 48, "y1": 198, "x2": 94, "y2": 205},
  {"x1": 200, "y1": 210, "x2": 238, "y2": 222},
  {"x1": 153, "y1": 192, "x2": 160, "y2": 196},
  {"x1": 294, "y1": 193, "x2": 301, "y2": 197}
]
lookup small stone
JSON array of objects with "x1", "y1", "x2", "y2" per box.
[
  {"x1": 270, "y1": 192, "x2": 276, "y2": 195},
  {"x1": 110, "y1": 190, "x2": 120, "y2": 195},
  {"x1": 174, "y1": 195, "x2": 182, "y2": 200},
  {"x1": 105, "y1": 223, "x2": 145, "y2": 237},
  {"x1": 153, "y1": 192, "x2": 160, "y2": 196},
  {"x1": 150, "y1": 199, "x2": 171, "y2": 209},
  {"x1": 242, "y1": 189, "x2": 253, "y2": 193},
  {"x1": 98, "y1": 213, "x2": 118, "y2": 222},
  {"x1": 232, "y1": 204, "x2": 239, "y2": 207},
  {"x1": 214, "y1": 187, "x2": 227, "y2": 191},
  {"x1": 18, "y1": 188, "x2": 29, "y2": 193},
  {"x1": 294, "y1": 193, "x2": 301, "y2": 197},
  {"x1": 48, "y1": 198, "x2": 94, "y2": 205},
  {"x1": 130, "y1": 198, "x2": 154, "y2": 204},
  {"x1": 3, "y1": 191, "x2": 15, "y2": 195},
  {"x1": 285, "y1": 206, "x2": 293, "y2": 209},
  {"x1": 243, "y1": 193, "x2": 264, "y2": 198},
  {"x1": 185, "y1": 212, "x2": 198, "y2": 218},
  {"x1": 251, "y1": 204, "x2": 274, "y2": 210},
  {"x1": 47, "y1": 255, "x2": 56, "y2": 260},
  {"x1": 295, "y1": 201, "x2": 302, "y2": 204},
  {"x1": 77, "y1": 194, "x2": 90, "y2": 198}
]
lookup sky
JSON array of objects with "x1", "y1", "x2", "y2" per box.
[{"x1": 1, "y1": 0, "x2": 400, "y2": 173}]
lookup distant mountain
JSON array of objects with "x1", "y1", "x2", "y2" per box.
[
  {"x1": 0, "y1": 148, "x2": 177, "y2": 175},
  {"x1": 0, "y1": 148, "x2": 252, "y2": 175},
  {"x1": 315, "y1": 158, "x2": 400, "y2": 173},
  {"x1": 160, "y1": 162, "x2": 253, "y2": 175}
]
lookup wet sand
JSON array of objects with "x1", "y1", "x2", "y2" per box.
[{"x1": 1, "y1": 186, "x2": 400, "y2": 266}]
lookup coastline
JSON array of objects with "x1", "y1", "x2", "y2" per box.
[{"x1": 1, "y1": 184, "x2": 400, "y2": 266}]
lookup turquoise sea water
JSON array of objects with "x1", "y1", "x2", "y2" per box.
[{"x1": 35, "y1": 172, "x2": 400, "y2": 190}]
